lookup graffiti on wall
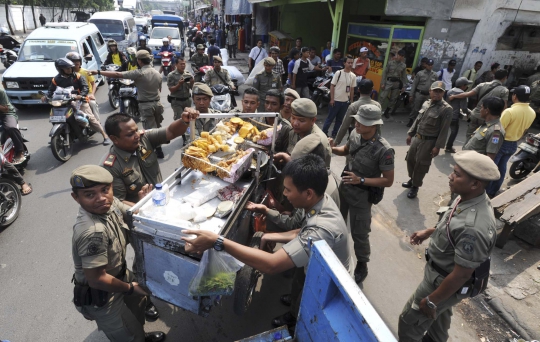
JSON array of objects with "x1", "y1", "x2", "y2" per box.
[{"x1": 420, "y1": 38, "x2": 467, "y2": 60}]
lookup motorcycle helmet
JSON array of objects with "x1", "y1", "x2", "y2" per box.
[
  {"x1": 126, "y1": 47, "x2": 137, "y2": 63},
  {"x1": 0, "y1": 27, "x2": 9, "y2": 36},
  {"x1": 162, "y1": 37, "x2": 169, "y2": 44},
  {"x1": 65, "y1": 51, "x2": 82, "y2": 62},
  {"x1": 138, "y1": 35, "x2": 146, "y2": 42},
  {"x1": 55, "y1": 58, "x2": 75, "y2": 75},
  {"x1": 107, "y1": 40, "x2": 118, "y2": 51}
]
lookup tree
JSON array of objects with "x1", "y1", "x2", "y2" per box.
[
  {"x1": 4, "y1": 1, "x2": 14, "y2": 34},
  {"x1": 30, "y1": 0, "x2": 37, "y2": 29}
]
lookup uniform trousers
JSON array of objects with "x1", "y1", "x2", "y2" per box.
[
  {"x1": 464, "y1": 116, "x2": 484, "y2": 145},
  {"x1": 171, "y1": 98, "x2": 192, "y2": 120},
  {"x1": 339, "y1": 188, "x2": 372, "y2": 263},
  {"x1": 80, "y1": 103, "x2": 105, "y2": 136},
  {"x1": 227, "y1": 44, "x2": 237, "y2": 58},
  {"x1": 398, "y1": 263, "x2": 467, "y2": 342},
  {"x1": 380, "y1": 80, "x2": 401, "y2": 112},
  {"x1": 406, "y1": 137, "x2": 436, "y2": 187},
  {"x1": 75, "y1": 269, "x2": 147, "y2": 342},
  {"x1": 445, "y1": 120, "x2": 460, "y2": 150},
  {"x1": 409, "y1": 94, "x2": 429, "y2": 120},
  {"x1": 289, "y1": 267, "x2": 306, "y2": 318},
  {"x1": 138, "y1": 101, "x2": 164, "y2": 130}
]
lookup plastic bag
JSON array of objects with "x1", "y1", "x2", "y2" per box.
[
  {"x1": 188, "y1": 249, "x2": 243, "y2": 296},
  {"x1": 244, "y1": 60, "x2": 265, "y2": 86}
]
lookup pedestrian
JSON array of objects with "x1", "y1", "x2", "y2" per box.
[
  {"x1": 291, "y1": 47, "x2": 315, "y2": 98},
  {"x1": 226, "y1": 25, "x2": 237, "y2": 59},
  {"x1": 189, "y1": 44, "x2": 210, "y2": 82},
  {"x1": 182, "y1": 154, "x2": 352, "y2": 330},
  {"x1": 322, "y1": 41, "x2": 331, "y2": 61},
  {"x1": 322, "y1": 55, "x2": 356, "y2": 138},
  {"x1": 287, "y1": 37, "x2": 302, "y2": 63},
  {"x1": 326, "y1": 49, "x2": 344, "y2": 73},
  {"x1": 475, "y1": 62, "x2": 500, "y2": 86},
  {"x1": 334, "y1": 78, "x2": 381, "y2": 144},
  {"x1": 444, "y1": 77, "x2": 473, "y2": 153},
  {"x1": 412, "y1": 57, "x2": 428, "y2": 78},
  {"x1": 462, "y1": 97, "x2": 505, "y2": 158},
  {"x1": 407, "y1": 58, "x2": 438, "y2": 127},
  {"x1": 215, "y1": 24, "x2": 223, "y2": 48},
  {"x1": 398, "y1": 151, "x2": 499, "y2": 342},
  {"x1": 286, "y1": 49, "x2": 300, "y2": 87},
  {"x1": 70, "y1": 165, "x2": 166, "y2": 342},
  {"x1": 167, "y1": 57, "x2": 194, "y2": 146},
  {"x1": 403, "y1": 81, "x2": 453, "y2": 199},
  {"x1": 204, "y1": 55, "x2": 237, "y2": 108},
  {"x1": 461, "y1": 61, "x2": 483, "y2": 92},
  {"x1": 249, "y1": 39, "x2": 268, "y2": 73},
  {"x1": 92, "y1": 50, "x2": 165, "y2": 157},
  {"x1": 206, "y1": 38, "x2": 221, "y2": 65},
  {"x1": 353, "y1": 47, "x2": 370, "y2": 79},
  {"x1": 486, "y1": 85, "x2": 536, "y2": 197},
  {"x1": 329, "y1": 104, "x2": 394, "y2": 284},
  {"x1": 448, "y1": 69, "x2": 509, "y2": 145},
  {"x1": 380, "y1": 49, "x2": 408, "y2": 118},
  {"x1": 436, "y1": 59, "x2": 456, "y2": 97},
  {"x1": 308, "y1": 47, "x2": 321, "y2": 66},
  {"x1": 192, "y1": 82, "x2": 220, "y2": 132},
  {"x1": 253, "y1": 57, "x2": 282, "y2": 113},
  {"x1": 269, "y1": 46, "x2": 285, "y2": 80},
  {"x1": 39, "y1": 13, "x2": 46, "y2": 26},
  {"x1": 230, "y1": 87, "x2": 259, "y2": 114}
]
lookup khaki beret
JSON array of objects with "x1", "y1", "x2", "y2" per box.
[
  {"x1": 352, "y1": 104, "x2": 383, "y2": 126},
  {"x1": 71, "y1": 165, "x2": 113, "y2": 188},
  {"x1": 284, "y1": 88, "x2": 300, "y2": 100},
  {"x1": 431, "y1": 81, "x2": 445, "y2": 91},
  {"x1": 192, "y1": 82, "x2": 213, "y2": 97},
  {"x1": 136, "y1": 50, "x2": 151, "y2": 59},
  {"x1": 291, "y1": 98, "x2": 317, "y2": 118},
  {"x1": 196, "y1": 44, "x2": 205, "y2": 50},
  {"x1": 213, "y1": 55, "x2": 222, "y2": 62},
  {"x1": 454, "y1": 151, "x2": 500, "y2": 181},
  {"x1": 264, "y1": 57, "x2": 276, "y2": 66},
  {"x1": 291, "y1": 134, "x2": 323, "y2": 160}
]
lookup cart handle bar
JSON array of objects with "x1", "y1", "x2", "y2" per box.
[{"x1": 197, "y1": 112, "x2": 279, "y2": 119}]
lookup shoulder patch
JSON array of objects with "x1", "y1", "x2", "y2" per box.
[{"x1": 103, "y1": 154, "x2": 116, "y2": 167}]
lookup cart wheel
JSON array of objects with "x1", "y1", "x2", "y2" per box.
[{"x1": 233, "y1": 231, "x2": 263, "y2": 316}]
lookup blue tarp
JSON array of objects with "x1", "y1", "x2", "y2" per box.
[{"x1": 225, "y1": 0, "x2": 252, "y2": 15}]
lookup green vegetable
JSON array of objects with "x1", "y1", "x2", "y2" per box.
[{"x1": 197, "y1": 272, "x2": 235, "y2": 293}]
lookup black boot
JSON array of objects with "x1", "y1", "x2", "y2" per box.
[
  {"x1": 407, "y1": 186, "x2": 419, "y2": 199},
  {"x1": 145, "y1": 301, "x2": 160, "y2": 320},
  {"x1": 145, "y1": 331, "x2": 166, "y2": 342},
  {"x1": 280, "y1": 294, "x2": 292, "y2": 306},
  {"x1": 354, "y1": 261, "x2": 368, "y2": 284},
  {"x1": 406, "y1": 118, "x2": 414, "y2": 127},
  {"x1": 402, "y1": 179, "x2": 413, "y2": 188},
  {"x1": 271, "y1": 311, "x2": 296, "y2": 328},
  {"x1": 383, "y1": 108, "x2": 391, "y2": 118}
]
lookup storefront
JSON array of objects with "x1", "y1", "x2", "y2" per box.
[{"x1": 344, "y1": 23, "x2": 424, "y2": 91}]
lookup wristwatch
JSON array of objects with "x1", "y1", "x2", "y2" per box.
[
  {"x1": 360, "y1": 177, "x2": 365, "y2": 185},
  {"x1": 213, "y1": 235, "x2": 225, "y2": 251},
  {"x1": 97, "y1": 70, "x2": 101, "y2": 76},
  {"x1": 124, "y1": 282, "x2": 134, "y2": 295},
  {"x1": 425, "y1": 296, "x2": 437, "y2": 310}
]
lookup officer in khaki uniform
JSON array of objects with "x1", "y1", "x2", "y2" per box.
[
  {"x1": 404, "y1": 81, "x2": 453, "y2": 199},
  {"x1": 182, "y1": 154, "x2": 352, "y2": 329},
  {"x1": 398, "y1": 151, "x2": 499, "y2": 342},
  {"x1": 190, "y1": 44, "x2": 209, "y2": 82},
  {"x1": 203, "y1": 56, "x2": 237, "y2": 108},
  {"x1": 70, "y1": 165, "x2": 165, "y2": 342},
  {"x1": 253, "y1": 57, "x2": 283, "y2": 113},
  {"x1": 329, "y1": 104, "x2": 395, "y2": 284},
  {"x1": 463, "y1": 97, "x2": 505, "y2": 158},
  {"x1": 380, "y1": 49, "x2": 408, "y2": 117},
  {"x1": 192, "y1": 82, "x2": 220, "y2": 133},
  {"x1": 408, "y1": 59, "x2": 438, "y2": 127},
  {"x1": 167, "y1": 58, "x2": 194, "y2": 120}
]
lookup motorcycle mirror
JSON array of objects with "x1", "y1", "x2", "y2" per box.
[{"x1": 84, "y1": 54, "x2": 93, "y2": 62}]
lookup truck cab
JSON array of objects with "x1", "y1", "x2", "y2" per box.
[
  {"x1": 1, "y1": 22, "x2": 108, "y2": 108},
  {"x1": 148, "y1": 15, "x2": 184, "y2": 60}
]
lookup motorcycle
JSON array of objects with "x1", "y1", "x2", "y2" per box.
[
  {"x1": 103, "y1": 64, "x2": 121, "y2": 109},
  {"x1": 159, "y1": 51, "x2": 173, "y2": 76},
  {"x1": 310, "y1": 72, "x2": 333, "y2": 109},
  {"x1": 189, "y1": 42, "x2": 196, "y2": 59},
  {"x1": 508, "y1": 132, "x2": 540, "y2": 179},
  {"x1": 118, "y1": 79, "x2": 140, "y2": 120},
  {"x1": 209, "y1": 84, "x2": 233, "y2": 113},
  {"x1": 0, "y1": 45, "x2": 19, "y2": 69},
  {"x1": 40, "y1": 87, "x2": 95, "y2": 162},
  {"x1": 0, "y1": 122, "x2": 30, "y2": 170},
  {"x1": 0, "y1": 154, "x2": 22, "y2": 228}
]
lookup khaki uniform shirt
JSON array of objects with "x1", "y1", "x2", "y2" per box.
[
  {"x1": 470, "y1": 80, "x2": 509, "y2": 119},
  {"x1": 408, "y1": 100, "x2": 453, "y2": 149},
  {"x1": 463, "y1": 119, "x2": 505, "y2": 155},
  {"x1": 167, "y1": 69, "x2": 192, "y2": 99},
  {"x1": 410, "y1": 69, "x2": 438, "y2": 95},
  {"x1": 340, "y1": 132, "x2": 394, "y2": 206},
  {"x1": 253, "y1": 70, "x2": 282, "y2": 102},
  {"x1": 285, "y1": 125, "x2": 332, "y2": 167},
  {"x1": 335, "y1": 96, "x2": 381, "y2": 144},
  {"x1": 101, "y1": 128, "x2": 169, "y2": 203},
  {"x1": 72, "y1": 198, "x2": 131, "y2": 285},
  {"x1": 190, "y1": 53, "x2": 209, "y2": 71},
  {"x1": 204, "y1": 67, "x2": 234, "y2": 88},
  {"x1": 123, "y1": 65, "x2": 161, "y2": 102},
  {"x1": 282, "y1": 194, "x2": 352, "y2": 270},
  {"x1": 381, "y1": 59, "x2": 408, "y2": 86},
  {"x1": 429, "y1": 194, "x2": 496, "y2": 273},
  {"x1": 526, "y1": 72, "x2": 540, "y2": 87}
]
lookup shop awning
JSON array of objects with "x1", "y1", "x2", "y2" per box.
[
  {"x1": 225, "y1": 0, "x2": 252, "y2": 14},
  {"x1": 195, "y1": 4, "x2": 211, "y2": 10}
]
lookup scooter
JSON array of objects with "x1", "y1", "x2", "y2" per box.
[
  {"x1": 0, "y1": 45, "x2": 19, "y2": 69},
  {"x1": 508, "y1": 132, "x2": 540, "y2": 179},
  {"x1": 40, "y1": 87, "x2": 95, "y2": 162},
  {"x1": 0, "y1": 122, "x2": 30, "y2": 170},
  {"x1": 209, "y1": 84, "x2": 233, "y2": 113},
  {"x1": 310, "y1": 73, "x2": 333, "y2": 109},
  {"x1": 118, "y1": 79, "x2": 140, "y2": 120},
  {"x1": 0, "y1": 154, "x2": 22, "y2": 228},
  {"x1": 159, "y1": 51, "x2": 173, "y2": 76},
  {"x1": 103, "y1": 64, "x2": 121, "y2": 109}
]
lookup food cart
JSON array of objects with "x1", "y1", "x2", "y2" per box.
[
  {"x1": 126, "y1": 113, "x2": 279, "y2": 316},
  {"x1": 269, "y1": 31, "x2": 294, "y2": 59}
]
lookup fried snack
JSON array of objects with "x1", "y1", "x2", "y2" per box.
[
  {"x1": 234, "y1": 137, "x2": 244, "y2": 144},
  {"x1": 215, "y1": 150, "x2": 250, "y2": 179},
  {"x1": 230, "y1": 117, "x2": 244, "y2": 124},
  {"x1": 201, "y1": 131, "x2": 209, "y2": 138}
]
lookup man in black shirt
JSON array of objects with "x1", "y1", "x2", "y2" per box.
[
  {"x1": 412, "y1": 57, "x2": 428, "y2": 78},
  {"x1": 291, "y1": 47, "x2": 314, "y2": 98}
]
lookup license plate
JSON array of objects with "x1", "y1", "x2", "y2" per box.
[
  {"x1": 214, "y1": 95, "x2": 226, "y2": 100},
  {"x1": 50, "y1": 116, "x2": 66, "y2": 123}
]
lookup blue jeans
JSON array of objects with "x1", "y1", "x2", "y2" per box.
[
  {"x1": 323, "y1": 101, "x2": 349, "y2": 137},
  {"x1": 486, "y1": 140, "x2": 518, "y2": 197}
]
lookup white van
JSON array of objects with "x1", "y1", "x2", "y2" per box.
[
  {"x1": 89, "y1": 11, "x2": 137, "y2": 53},
  {"x1": 1, "y1": 22, "x2": 109, "y2": 108}
]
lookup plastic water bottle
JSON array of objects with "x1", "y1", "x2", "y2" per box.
[{"x1": 152, "y1": 183, "x2": 167, "y2": 217}]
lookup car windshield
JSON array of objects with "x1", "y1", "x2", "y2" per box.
[
  {"x1": 150, "y1": 28, "x2": 179, "y2": 39},
  {"x1": 18, "y1": 39, "x2": 77, "y2": 62},
  {"x1": 89, "y1": 19, "x2": 125, "y2": 38}
]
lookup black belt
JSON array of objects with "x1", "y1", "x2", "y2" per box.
[
  {"x1": 425, "y1": 249, "x2": 449, "y2": 277},
  {"x1": 171, "y1": 97, "x2": 189, "y2": 101},
  {"x1": 387, "y1": 77, "x2": 399, "y2": 82},
  {"x1": 416, "y1": 89, "x2": 429, "y2": 95},
  {"x1": 415, "y1": 133, "x2": 437, "y2": 140},
  {"x1": 139, "y1": 100, "x2": 159, "y2": 103}
]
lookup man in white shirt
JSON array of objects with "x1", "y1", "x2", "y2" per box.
[
  {"x1": 322, "y1": 55, "x2": 356, "y2": 138},
  {"x1": 249, "y1": 39, "x2": 268, "y2": 72},
  {"x1": 437, "y1": 59, "x2": 456, "y2": 98}
]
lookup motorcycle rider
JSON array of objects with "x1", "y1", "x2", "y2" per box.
[
  {"x1": 105, "y1": 40, "x2": 127, "y2": 69},
  {"x1": 190, "y1": 44, "x2": 210, "y2": 82},
  {"x1": 0, "y1": 87, "x2": 26, "y2": 164},
  {"x1": 66, "y1": 52, "x2": 102, "y2": 123},
  {"x1": 158, "y1": 37, "x2": 175, "y2": 74},
  {"x1": 125, "y1": 47, "x2": 139, "y2": 71},
  {"x1": 137, "y1": 35, "x2": 152, "y2": 56},
  {"x1": 204, "y1": 55, "x2": 237, "y2": 107},
  {"x1": 0, "y1": 26, "x2": 20, "y2": 50},
  {"x1": 192, "y1": 31, "x2": 205, "y2": 47},
  {"x1": 43, "y1": 58, "x2": 110, "y2": 145}
]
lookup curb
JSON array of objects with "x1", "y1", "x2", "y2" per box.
[{"x1": 485, "y1": 295, "x2": 532, "y2": 340}]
